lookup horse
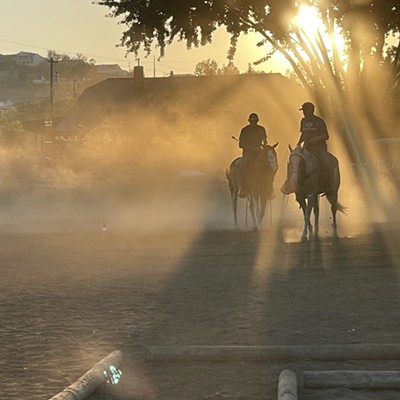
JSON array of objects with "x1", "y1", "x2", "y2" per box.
[
  {"x1": 225, "y1": 143, "x2": 279, "y2": 230},
  {"x1": 283, "y1": 145, "x2": 347, "y2": 241}
]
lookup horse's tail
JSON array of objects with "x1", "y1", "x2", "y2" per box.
[{"x1": 336, "y1": 201, "x2": 348, "y2": 214}]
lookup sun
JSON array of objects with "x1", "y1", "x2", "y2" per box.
[
  {"x1": 295, "y1": 4, "x2": 324, "y2": 36},
  {"x1": 294, "y1": 4, "x2": 347, "y2": 59}
]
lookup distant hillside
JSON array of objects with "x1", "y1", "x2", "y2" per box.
[
  {"x1": 0, "y1": 60, "x2": 130, "y2": 122},
  {"x1": 0, "y1": 51, "x2": 129, "y2": 120}
]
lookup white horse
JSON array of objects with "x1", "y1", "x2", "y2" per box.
[
  {"x1": 226, "y1": 143, "x2": 279, "y2": 230},
  {"x1": 283, "y1": 145, "x2": 346, "y2": 241}
]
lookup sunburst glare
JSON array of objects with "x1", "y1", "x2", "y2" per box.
[
  {"x1": 293, "y1": 4, "x2": 347, "y2": 61},
  {"x1": 295, "y1": 4, "x2": 324, "y2": 36}
]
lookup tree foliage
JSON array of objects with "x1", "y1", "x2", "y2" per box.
[
  {"x1": 46, "y1": 51, "x2": 97, "y2": 80},
  {"x1": 0, "y1": 109, "x2": 23, "y2": 140},
  {"x1": 95, "y1": 1, "x2": 399, "y2": 62},
  {"x1": 194, "y1": 59, "x2": 219, "y2": 76},
  {"x1": 194, "y1": 59, "x2": 239, "y2": 75},
  {"x1": 14, "y1": 51, "x2": 97, "y2": 82}
]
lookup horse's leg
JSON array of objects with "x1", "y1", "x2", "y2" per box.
[
  {"x1": 296, "y1": 195, "x2": 308, "y2": 241},
  {"x1": 251, "y1": 196, "x2": 261, "y2": 230},
  {"x1": 331, "y1": 206, "x2": 338, "y2": 237},
  {"x1": 313, "y1": 195, "x2": 320, "y2": 238},
  {"x1": 248, "y1": 197, "x2": 258, "y2": 230},
  {"x1": 327, "y1": 192, "x2": 338, "y2": 237},
  {"x1": 299, "y1": 197, "x2": 311, "y2": 241},
  {"x1": 232, "y1": 191, "x2": 238, "y2": 227},
  {"x1": 255, "y1": 196, "x2": 263, "y2": 230},
  {"x1": 304, "y1": 195, "x2": 317, "y2": 241},
  {"x1": 260, "y1": 196, "x2": 267, "y2": 224}
]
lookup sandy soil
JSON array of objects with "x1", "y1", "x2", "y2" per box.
[{"x1": 1, "y1": 178, "x2": 400, "y2": 400}]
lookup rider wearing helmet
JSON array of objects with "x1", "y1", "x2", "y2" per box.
[{"x1": 238, "y1": 113, "x2": 267, "y2": 198}]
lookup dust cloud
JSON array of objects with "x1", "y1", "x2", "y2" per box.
[{"x1": 1, "y1": 73, "x2": 398, "y2": 236}]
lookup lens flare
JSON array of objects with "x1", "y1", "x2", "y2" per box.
[{"x1": 103, "y1": 365, "x2": 122, "y2": 385}]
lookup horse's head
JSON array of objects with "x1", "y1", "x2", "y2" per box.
[
  {"x1": 287, "y1": 145, "x2": 306, "y2": 192},
  {"x1": 262, "y1": 142, "x2": 279, "y2": 174}
]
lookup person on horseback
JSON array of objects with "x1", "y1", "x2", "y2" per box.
[
  {"x1": 281, "y1": 102, "x2": 332, "y2": 194},
  {"x1": 238, "y1": 113, "x2": 267, "y2": 198}
]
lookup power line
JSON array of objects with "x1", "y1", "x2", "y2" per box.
[
  {"x1": 0, "y1": 37, "x2": 195, "y2": 74},
  {"x1": 0, "y1": 38, "x2": 133, "y2": 66}
]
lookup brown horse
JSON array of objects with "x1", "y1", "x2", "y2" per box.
[
  {"x1": 283, "y1": 145, "x2": 347, "y2": 240},
  {"x1": 226, "y1": 143, "x2": 279, "y2": 230}
]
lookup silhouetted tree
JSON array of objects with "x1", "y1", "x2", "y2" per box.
[
  {"x1": 47, "y1": 51, "x2": 96, "y2": 81},
  {"x1": 194, "y1": 59, "x2": 219, "y2": 76},
  {"x1": 219, "y1": 61, "x2": 240, "y2": 75},
  {"x1": 194, "y1": 59, "x2": 239, "y2": 75}
]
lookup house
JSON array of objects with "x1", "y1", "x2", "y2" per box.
[
  {"x1": 0, "y1": 51, "x2": 46, "y2": 70},
  {"x1": 14, "y1": 51, "x2": 46, "y2": 67}
]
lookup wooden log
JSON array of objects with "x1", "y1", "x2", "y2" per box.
[
  {"x1": 278, "y1": 370, "x2": 297, "y2": 400},
  {"x1": 138, "y1": 344, "x2": 400, "y2": 362},
  {"x1": 49, "y1": 350, "x2": 124, "y2": 400},
  {"x1": 304, "y1": 370, "x2": 400, "y2": 390}
]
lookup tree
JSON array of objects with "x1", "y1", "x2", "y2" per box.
[
  {"x1": 219, "y1": 61, "x2": 240, "y2": 75},
  {"x1": 95, "y1": 1, "x2": 400, "y2": 143},
  {"x1": 0, "y1": 109, "x2": 23, "y2": 142},
  {"x1": 22, "y1": 51, "x2": 97, "y2": 82},
  {"x1": 47, "y1": 51, "x2": 97, "y2": 81},
  {"x1": 194, "y1": 59, "x2": 219, "y2": 76},
  {"x1": 194, "y1": 59, "x2": 239, "y2": 75}
]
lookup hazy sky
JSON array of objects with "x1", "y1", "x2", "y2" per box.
[{"x1": 0, "y1": 0, "x2": 289, "y2": 76}]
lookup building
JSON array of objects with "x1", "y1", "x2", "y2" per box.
[{"x1": 13, "y1": 51, "x2": 46, "y2": 67}]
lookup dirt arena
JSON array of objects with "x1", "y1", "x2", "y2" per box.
[{"x1": 1, "y1": 174, "x2": 400, "y2": 400}]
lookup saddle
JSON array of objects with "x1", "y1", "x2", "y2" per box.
[{"x1": 303, "y1": 149, "x2": 338, "y2": 192}]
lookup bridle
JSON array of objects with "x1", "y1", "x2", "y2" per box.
[{"x1": 262, "y1": 145, "x2": 278, "y2": 174}]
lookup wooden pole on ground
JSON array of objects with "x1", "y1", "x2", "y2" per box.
[
  {"x1": 304, "y1": 370, "x2": 400, "y2": 390},
  {"x1": 278, "y1": 370, "x2": 297, "y2": 400},
  {"x1": 49, "y1": 350, "x2": 124, "y2": 400}
]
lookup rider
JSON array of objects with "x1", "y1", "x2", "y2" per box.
[
  {"x1": 238, "y1": 113, "x2": 267, "y2": 198},
  {"x1": 281, "y1": 101, "x2": 332, "y2": 194}
]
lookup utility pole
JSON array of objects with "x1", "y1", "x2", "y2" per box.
[
  {"x1": 48, "y1": 56, "x2": 58, "y2": 123},
  {"x1": 45, "y1": 55, "x2": 58, "y2": 145}
]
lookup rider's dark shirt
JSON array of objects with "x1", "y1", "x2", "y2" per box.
[
  {"x1": 239, "y1": 124, "x2": 267, "y2": 151},
  {"x1": 299, "y1": 115, "x2": 329, "y2": 154}
]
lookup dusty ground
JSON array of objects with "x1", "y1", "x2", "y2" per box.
[{"x1": 1, "y1": 177, "x2": 400, "y2": 400}]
